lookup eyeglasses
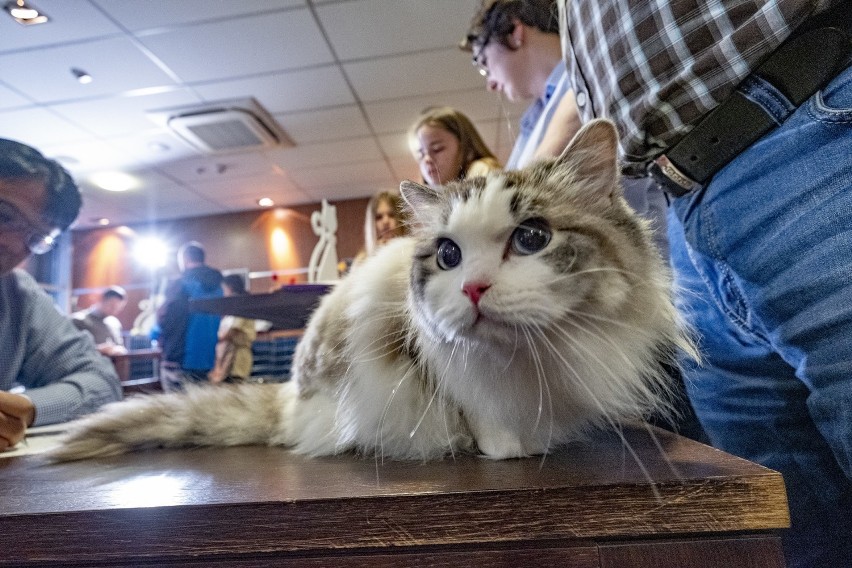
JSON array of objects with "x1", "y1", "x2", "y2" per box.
[
  {"x1": 471, "y1": 38, "x2": 490, "y2": 77},
  {"x1": 0, "y1": 200, "x2": 61, "y2": 255}
]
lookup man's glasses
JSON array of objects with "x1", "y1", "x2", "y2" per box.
[
  {"x1": 471, "y1": 38, "x2": 490, "y2": 77},
  {"x1": 0, "y1": 200, "x2": 61, "y2": 255}
]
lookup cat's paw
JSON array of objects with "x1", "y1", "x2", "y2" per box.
[{"x1": 476, "y1": 431, "x2": 528, "y2": 460}]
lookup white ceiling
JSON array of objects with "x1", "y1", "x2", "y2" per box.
[{"x1": 0, "y1": 0, "x2": 525, "y2": 229}]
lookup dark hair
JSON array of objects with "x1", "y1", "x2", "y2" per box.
[
  {"x1": 179, "y1": 241, "x2": 205, "y2": 264},
  {"x1": 0, "y1": 138, "x2": 82, "y2": 230},
  {"x1": 462, "y1": 0, "x2": 559, "y2": 52},
  {"x1": 102, "y1": 286, "x2": 127, "y2": 301},
  {"x1": 222, "y1": 274, "x2": 248, "y2": 295}
]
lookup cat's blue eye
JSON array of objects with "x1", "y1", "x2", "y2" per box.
[
  {"x1": 436, "y1": 238, "x2": 462, "y2": 270},
  {"x1": 511, "y1": 219, "x2": 551, "y2": 255}
]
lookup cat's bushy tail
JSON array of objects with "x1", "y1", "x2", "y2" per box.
[{"x1": 47, "y1": 382, "x2": 294, "y2": 462}]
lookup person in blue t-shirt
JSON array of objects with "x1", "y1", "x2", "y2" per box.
[{"x1": 157, "y1": 241, "x2": 223, "y2": 391}]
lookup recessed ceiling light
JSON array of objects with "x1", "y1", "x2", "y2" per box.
[
  {"x1": 257, "y1": 197, "x2": 274, "y2": 207},
  {"x1": 89, "y1": 172, "x2": 139, "y2": 192},
  {"x1": 3, "y1": 1, "x2": 48, "y2": 25},
  {"x1": 71, "y1": 67, "x2": 93, "y2": 84}
]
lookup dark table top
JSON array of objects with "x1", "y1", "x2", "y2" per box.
[
  {"x1": 0, "y1": 425, "x2": 789, "y2": 566},
  {"x1": 190, "y1": 283, "x2": 332, "y2": 330}
]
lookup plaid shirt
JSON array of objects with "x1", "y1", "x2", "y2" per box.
[{"x1": 559, "y1": 0, "x2": 836, "y2": 175}]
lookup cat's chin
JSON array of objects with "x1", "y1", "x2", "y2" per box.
[{"x1": 455, "y1": 314, "x2": 518, "y2": 345}]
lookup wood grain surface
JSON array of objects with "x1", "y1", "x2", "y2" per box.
[{"x1": 0, "y1": 425, "x2": 789, "y2": 567}]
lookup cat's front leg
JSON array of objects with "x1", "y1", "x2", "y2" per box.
[{"x1": 467, "y1": 413, "x2": 528, "y2": 459}]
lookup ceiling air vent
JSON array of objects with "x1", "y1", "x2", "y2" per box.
[{"x1": 147, "y1": 98, "x2": 292, "y2": 154}]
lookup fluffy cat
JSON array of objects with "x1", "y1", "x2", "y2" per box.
[{"x1": 48, "y1": 119, "x2": 694, "y2": 463}]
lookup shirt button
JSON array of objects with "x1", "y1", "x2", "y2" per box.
[{"x1": 575, "y1": 91, "x2": 587, "y2": 108}]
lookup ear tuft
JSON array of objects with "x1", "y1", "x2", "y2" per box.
[
  {"x1": 551, "y1": 119, "x2": 621, "y2": 199},
  {"x1": 400, "y1": 180, "x2": 442, "y2": 222}
]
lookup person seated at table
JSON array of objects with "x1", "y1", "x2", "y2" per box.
[
  {"x1": 409, "y1": 106, "x2": 502, "y2": 187},
  {"x1": 72, "y1": 285, "x2": 128, "y2": 356},
  {"x1": 0, "y1": 138, "x2": 121, "y2": 451},
  {"x1": 208, "y1": 274, "x2": 257, "y2": 385}
]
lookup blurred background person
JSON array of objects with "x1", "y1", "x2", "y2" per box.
[
  {"x1": 72, "y1": 286, "x2": 128, "y2": 356},
  {"x1": 361, "y1": 191, "x2": 410, "y2": 259},
  {"x1": 409, "y1": 106, "x2": 502, "y2": 187},
  {"x1": 209, "y1": 274, "x2": 256, "y2": 385},
  {"x1": 157, "y1": 241, "x2": 223, "y2": 391}
]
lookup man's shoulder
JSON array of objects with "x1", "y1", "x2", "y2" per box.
[{"x1": 2, "y1": 269, "x2": 41, "y2": 298}]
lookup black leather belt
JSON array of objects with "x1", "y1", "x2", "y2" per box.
[{"x1": 648, "y1": 6, "x2": 852, "y2": 198}]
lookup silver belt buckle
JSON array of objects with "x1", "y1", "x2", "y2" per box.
[{"x1": 654, "y1": 154, "x2": 701, "y2": 194}]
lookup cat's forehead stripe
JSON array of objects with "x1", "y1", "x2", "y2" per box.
[{"x1": 446, "y1": 175, "x2": 514, "y2": 230}]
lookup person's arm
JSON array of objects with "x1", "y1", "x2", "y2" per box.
[
  {"x1": 14, "y1": 272, "x2": 121, "y2": 427},
  {"x1": 531, "y1": 89, "x2": 582, "y2": 161}
]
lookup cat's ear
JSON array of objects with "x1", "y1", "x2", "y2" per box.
[
  {"x1": 400, "y1": 180, "x2": 442, "y2": 222},
  {"x1": 550, "y1": 119, "x2": 621, "y2": 199}
]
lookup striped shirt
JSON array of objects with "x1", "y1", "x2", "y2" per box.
[{"x1": 558, "y1": 0, "x2": 836, "y2": 175}]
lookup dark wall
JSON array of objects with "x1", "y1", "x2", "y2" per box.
[{"x1": 71, "y1": 198, "x2": 369, "y2": 330}]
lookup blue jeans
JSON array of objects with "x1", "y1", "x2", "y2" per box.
[{"x1": 668, "y1": 63, "x2": 852, "y2": 568}]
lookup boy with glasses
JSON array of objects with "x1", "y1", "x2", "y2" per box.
[{"x1": 0, "y1": 138, "x2": 121, "y2": 452}]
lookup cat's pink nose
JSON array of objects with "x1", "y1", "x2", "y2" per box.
[{"x1": 462, "y1": 282, "x2": 491, "y2": 307}]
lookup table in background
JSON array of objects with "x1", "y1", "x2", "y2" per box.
[
  {"x1": 0, "y1": 426, "x2": 789, "y2": 567},
  {"x1": 109, "y1": 348, "x2": 162, "y2": 394}
]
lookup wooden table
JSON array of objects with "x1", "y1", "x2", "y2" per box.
[
  {"x1": 0, "y1": 426, "x2": 789, "y2": 567},
  {"x1": 190, "y1": 284, "x2": 332, "y2": 330},
  {"x1": 109, "y1": 348, "x2": 162, "y2": 394}
]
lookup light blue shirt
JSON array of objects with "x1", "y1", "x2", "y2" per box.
[{"x1": 506, "y1": 63, "x2": 569, "y2": 170}]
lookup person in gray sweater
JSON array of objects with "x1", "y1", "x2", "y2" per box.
[{"x1": 0, "y1": 138, "x2": 120, "y2": 452}]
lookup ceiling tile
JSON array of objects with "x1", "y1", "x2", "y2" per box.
[
  {"x1": 317, "y1": 0, "x2": 479, "y2": 60},
  {"x1": 41, "y1": 138, "x2": 142, "y2": 175},
  {"x1": 274, "y1": 105, "x2": 371, "y2": 144},
  {"x1": 0, "y1": 107, "x2": 93, "y2": 147},
  {"x1": 0, "y1": 83, "x2": 33, "y2": 110},
  {"x1": 387, "y1": 157, "x2": 422, "y2": 184},
  {"x1": 376, "y1": 132, "x2": 413, "y2": 160},
  {"x1": 0, "y1": 0, "x2": 122, "y2": 53},
  {"x1": 91, "y1": 0, "x2": 305, "y2": 31},
  {"x1": 157, "y1": 152, "x2": 279, "y2": 184},
  {"x1": 137, "y1": 9, "x2": 333, "y2": 83},
  {"x1": 301, "y1": 180, "x2": 400, "y2": 204},
  {"x1": 99, "y1": 131, "x2": 202, "y2": 167},
  {"x1": 289, "y1": 160, "x2": 395, "y2": 190},
  {"x1": 197, "y1": 172, "x2": 313, "y2": 208},
  {"x1": 50, "y1": 89, "x2": 204, "y2": 138},
  {"x1": 193, "y1": 66, "x2": 355, "y2": 114},
  {"x1": 266, "y1": 137, "x2": 384, "y2": 170},
  {"x1": 0, "y1": 37, "x2": 178, "y2": 103},
  {"x1": 363, "y1": 88, "x2": 507, "y2": 134},
  {"x1": 345, "y1": 49, "x2": 484, "y2": 103}
]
